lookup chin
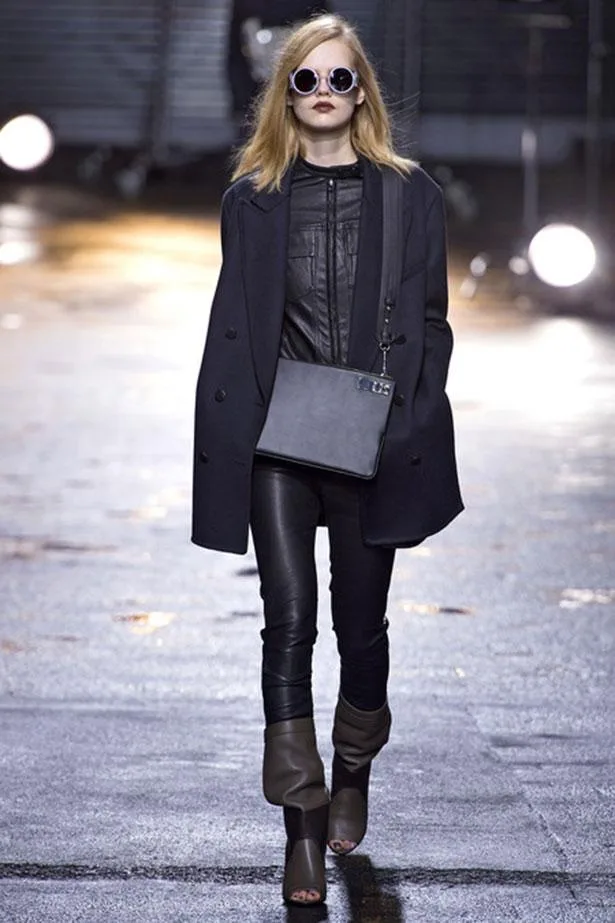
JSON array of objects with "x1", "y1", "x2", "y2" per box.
[{"x1": 301, "y1": 116, "x2": 349, "y2": 133}]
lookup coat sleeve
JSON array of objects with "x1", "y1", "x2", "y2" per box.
[
  {"x1": 219, "y1": 187, "x2": 234, "y2": 258},
  {"x1": 416, "y1": 187, "x2": 454, "y2": 417},
  {"x1": 195, "y1": 188, "x2": 238, "y2": 388}
]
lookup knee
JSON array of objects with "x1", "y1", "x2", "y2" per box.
[
  {"x1": 261, "y1": 593, "x2": 318, "y2": 651},
  {"x1": 334, "y1": 618, "x2": 389, "y2": 663}
]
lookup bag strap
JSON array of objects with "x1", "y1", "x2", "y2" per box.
[{"x1": 377, "y1": 168, "x2": 405, "y2": 376}]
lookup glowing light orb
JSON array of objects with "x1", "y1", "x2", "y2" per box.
[
  {"x1": 0, "y1": 115, "x2": 55, "y2": 171},
  {"x1": 528, "y1": 224, "x2": 597, "y2": 288}
]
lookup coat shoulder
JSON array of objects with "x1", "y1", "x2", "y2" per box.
[
  {"x1": 222, "y1": 174, "x2": 257, "y2": 208},
  {"x1": 403, "y1": 164, "x2": 443, "y2": 210}
]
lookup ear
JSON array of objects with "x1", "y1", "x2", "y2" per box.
[{"x1": 356, "y1": 86, "x2": 366, "y2": 106}]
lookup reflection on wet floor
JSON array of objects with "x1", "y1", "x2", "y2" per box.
[
  {"x1": 112, "y1": 611, "x2": 177, "y2": 635},
  {"x1": 0, "y1": 187, "x2": 221, "y2": 268},
  {"x1": 3, "y1": 180, "x2": 611, "y2": 358},
  {"x1": 1, "y1": 183, "x2": 614, "y2": 923},
  {"x1": 0, "y1": 201, "x2": 44, "y2": 266},
  {"x1": 0, "y1": 186, "x2": 223, "y2": 330},
  {"x1": 0, "y1": 537, "x2": 117, "y2": 559},
  {"x1": 0, "y1": 183, "x2": 528, "y2": 323}
]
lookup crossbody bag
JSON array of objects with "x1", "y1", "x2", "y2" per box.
[{"x1": 255, "y1": 168, "x2": 404, "y2": 478}]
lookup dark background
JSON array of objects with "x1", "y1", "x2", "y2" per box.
[
  {"x1": 0, "y1": 0, "x2": 613, "y2": 303},
  {"x1": 0, "y1": 0, "x2": 612, "y2": 163}
]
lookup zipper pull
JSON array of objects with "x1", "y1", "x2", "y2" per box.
[{"x1": 380, "y1": 343, "x2": 390, "y2": 377}]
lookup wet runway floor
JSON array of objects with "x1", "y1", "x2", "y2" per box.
[{"x1": 0, "y1": 184, "x2": 614, "y2": 921}]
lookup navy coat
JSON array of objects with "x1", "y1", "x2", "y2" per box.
[{"x1": 192, "y1": 159, "x2": 463, "y2": 554}]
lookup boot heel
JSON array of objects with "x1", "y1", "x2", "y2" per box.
[
  {"x1": 284, "y1": 838, "x2": 327, "y2": 904},
  {"x1": 283, "y1": 804, "x2": 328, "y2": 905},
  {"x1": 327, "y1": 755, "x2": 370, "y2": 854}
]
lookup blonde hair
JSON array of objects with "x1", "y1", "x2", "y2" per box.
[{"x1": 232, "y1": 14, "x2": 415, "y2": 191}]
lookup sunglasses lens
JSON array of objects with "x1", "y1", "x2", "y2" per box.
[
  {"x1": 292, "y1": 68, "x2": 318, "y2": 94},
  {"x1": 329, "y1": 67, "x2": 355, "y2": 93}
]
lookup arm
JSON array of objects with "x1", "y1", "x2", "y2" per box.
[
  {"x1": 422, "y1": 187, "x2": 453, "y2": 394},
  {"x1": 198, "y1": 187, "x2": 237, "y2": 365},
  {"x1": 219, "y1": 187, "x2": 233, "y2": 257}
]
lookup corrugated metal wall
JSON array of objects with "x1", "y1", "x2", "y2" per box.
[
  {"x1": 420, "y1": 0, "x2": 590, "y2": 116},
  {"x1": 0, "y1": 0, "x2": 610, "y2": 160},
  {"x1": 0, "y1": 0, "x2": 161, "y2": 147},
  {"x1": 0, "y1": 0, "x2": 232, "y2": 151},
  {"x1": 163, "y1": 0, "x2": 232, "y2": 151}
]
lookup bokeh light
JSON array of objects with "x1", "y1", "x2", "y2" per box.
[
  {"x1": 0, "y1": 114, "x2": 55, "y2": 171},
  {"x1": 528, "y1": 223, "x2": 597, "y2": 288}
]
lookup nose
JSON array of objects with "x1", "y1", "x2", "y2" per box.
[{"x1": 315, "y1": 73, "x2": 331, "y2": 95}]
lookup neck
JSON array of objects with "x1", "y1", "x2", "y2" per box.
[{"x1": 299, "y1": 128, "x2": 357, "y2": 167}]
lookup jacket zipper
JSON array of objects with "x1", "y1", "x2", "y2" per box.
[{"x1": 326, "y1": 177, "x2": 341, "y2": 364}]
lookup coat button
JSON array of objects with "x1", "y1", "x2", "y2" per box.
[
  {"x1": 225, "y1": 327, "x2": 237, "y2": 340},
  {"x1": 214, "y1": 387, "x2": 227, "y2": 402},
  {"x1": 199, "y1": 451, "x2": 209, "y2": 463},
  {"x1": 408, "y1": 454, "x2": 422, "y2": 466},
  {"x1": 394, "y1": 393, "x2": 405, "y2": 407}
]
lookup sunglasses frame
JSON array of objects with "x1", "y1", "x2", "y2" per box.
[{"x1": 289, "y1": 65, "x2": 359, "y2": 97}]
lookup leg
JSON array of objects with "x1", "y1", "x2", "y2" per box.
[
  {"x1": 323, "y1": 475, "x2": 395, "y2": 712},
  {"x1": 250, "y1": 459, "x2": 321, "y2": 726},
  {"x1": 250, "y1": 460, "x2": 328, "y2": 904},
  {"x1": 322, "y1": 475, "x2": 395, "y2": 854}
]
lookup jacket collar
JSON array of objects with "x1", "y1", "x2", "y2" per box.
[
  {"x1": 247, "y1": 168, "x2": 293, "y2": 213},
  {"x1": 247, "y1": 154, "x2": 380, "y2": 212}
]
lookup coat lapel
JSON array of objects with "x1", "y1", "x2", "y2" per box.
[
  {"x1": 347, "y1": 160, "x2": 384, "y2": 372},
  {"x1": 240, "y1": 174, "x2": 291, "y2": 402}
]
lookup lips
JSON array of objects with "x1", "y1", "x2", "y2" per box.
[{"x1": 313, "y1": 103, "x2": 334, "y2": 112}]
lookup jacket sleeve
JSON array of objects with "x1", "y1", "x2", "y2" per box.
[
  {"x1": 195, "y1": 188, "x2": 238, "y2": 382},
  {"x1": 421, "y1": 188, "x2": 454, "y2": 400},
  {"x1": 219, "y1": 187, "x2": 234, "y2": 258}
]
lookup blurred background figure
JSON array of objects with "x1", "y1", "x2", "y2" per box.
[{"x1": 227, "y1": 1, "x2": 333, "y2": 139}]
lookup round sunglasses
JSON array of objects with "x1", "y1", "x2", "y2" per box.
[{"x1": 289, "y1": 65, "x2": 359, "y2": 96}]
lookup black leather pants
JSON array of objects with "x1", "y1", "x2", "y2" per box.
[{"x1": 251, "y1": 458, "x2": 396, "y2": 726}]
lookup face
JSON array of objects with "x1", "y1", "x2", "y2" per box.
[{"x1": 288, "y1": 39, "x2": 365, "y2": 137}]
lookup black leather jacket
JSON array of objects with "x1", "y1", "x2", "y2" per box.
[{"x1": 280, "y1": 157, "x2": 363, "y2": 366}]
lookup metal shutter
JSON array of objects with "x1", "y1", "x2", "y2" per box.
[
  {"x1": 0, "y1": 0, "x2": 610, "y2": 160},
  {"x1": 0, "y1": 0, "x2": 160, "y2": 146},
  {"x1": 420, "y1": 0, "x2": 589, "y2": 116},
  {"x1": 0, "y1": 0, "x2": 233, "y2": 152}
]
